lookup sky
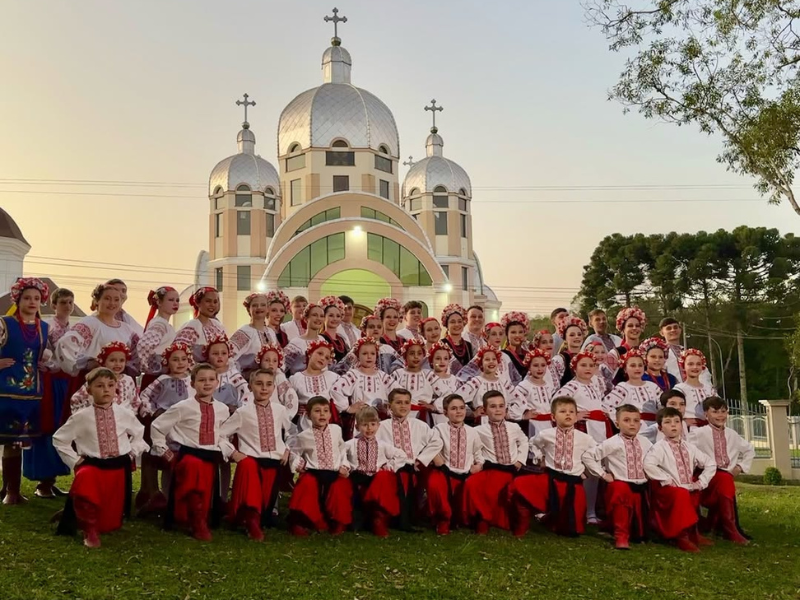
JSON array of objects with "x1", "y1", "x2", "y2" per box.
[{"x1": 2, "y1": 0, "x2": 797, "y2": 322}]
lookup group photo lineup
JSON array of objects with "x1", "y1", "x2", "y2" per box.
[{"x1": 2, "y1": 2, "x2": 800, "y2": 599}]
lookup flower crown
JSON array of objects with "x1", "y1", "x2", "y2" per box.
[
  {"x1": 620, "y1": 348, "x2": 645, "y2": 370},
  {"x1": 570, "y1": 350, "x2": 598, "y2": 371},
  {"x1": 483, "y1": 322, "x2": 503, "y2": 337},
  {"x1": 399, "y1": 338, "x2": 425, "y2": 357},
  {"x1": 242, "y1": 293, "x2": 267, "y2": 311},
  {"x1": 475, "y1": 346, "x2": 501, "y2": 365},
  {"x1": 161, "y1": 342, "x2": 193, "y2": 366},
  {"x1": 10, "y1": 277, "x2": 49, "y2": 305},
  {"x1": 616, "y1": 307, "x2": 647, "y2": 333},
  {"x1": 302, "y1": 303, "x2": 321, "y2": 320},
  {"x1": 374, "y1": 297, "x2": 402, "y2": 319},
  {"x1": 352, "y1": 336, "x2": 380, "y2": 356},
  {"x1": 265, "y1": 290, "x2": 291, "y2": 313},
  {"x1": 96, "y1": 341, "x2": 131, "y2": 364},
  {"x1": 678, "y1": 348, "x2": 706, "y2": 369},
  {"x1": 189, "y1": 286, "x2": 217, "y2": 309},
  {"x1": 532, "y1": 329, "x2": 551, "y2": 346},
  {"x1": 147, "y1": 286, "x2": 177, "y2": 307},
  {"x1": 523, "y1": 347, "x2": 551, "y2": 367},
  {"x1": 306, "y1": 338, "x2": 335, "y2": 359},
  {"x1": 201, "y1": 334, "x2": 233, "y2": 360},
  {"x1": 440, "y1": 303, "x2": 466, "y2": 328},
  {"x1": 557, "y1": 316, "x2": 588, "y2": 339},
  {"x1": 501, "y1": 311, "x2": 529, "y2": 334},
  {"x1": 256, "y1": 343, "x2": 284, "y2": 369},
  {"x1": 639, "y1": 336, "x2": 667, "y2": 357},
  {"x1": 319, "y1": 295, "x2": 346, "y2": 314},
  {"x1": 360, "y1": 314, "x2": 381, "y2": 331},
  {"x1": 420, "y1": 317, "x2": 440, "y2": 332},
  {"x1": 427, "y1": 341, "x2": 452, "y2": 364}
]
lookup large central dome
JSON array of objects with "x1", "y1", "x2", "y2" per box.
[{"x1": 277, "y1": 40, "x2": 399, "y2": 157}]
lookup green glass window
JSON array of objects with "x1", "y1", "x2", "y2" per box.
[
  {"x1": 294, "y1": 207, "x2": 341, "y2": 236},
  {"x1": 365, "y1": 233, "x2": 433, "y2": 287},
  {"x1": 277, "y1": 233, "x2": 347, "y2": 288},
  {"x1": 360, "y1": 206, "x2": 401, "y2": 228}
]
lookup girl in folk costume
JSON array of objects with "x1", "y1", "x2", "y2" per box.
[
  {"x1": 532, "y1": 328, "x2": 559, "y2": 386},
  {"x1": 204, "y1": 335, "x2": 248, "y2": 412},
  {"x1": 509, "y1": 348, "x2": 555, "y2": 437},
  {"x1": 229, "y1": 293, "x2": 277, "y2": 376},
  {"x1": 457, "y1": 322, "x2": 512, "y2": 384},
  {"x1": 674, "y1": 348, "x2": 717, "y2": 428},
  {"x1": 428, "y1": 341, "x2": 458, "y2": 419},
  {"x1": 336, "y1": 296, "x2": 360, "y2": 349},
  {"x1": 104, "y1": 279, "x2": 144, "y2": 338},
  {"x1": 53, "y1": 367, "x2": 148, "y2": 548},
  {"x1": 397, "y1": 300, "x2": 425, "y2": 342},
  {"x1": 0, "y1": 277, "x2": 51, "y2": 504},
  {"x1": 256, "y1": 344, "x2": 298, "y2": 420},
  {"x1": 266, "y1": 290, "x2": 291, "y2": 348},
  {"x1": 375, "y1": 297, "x2": 404, "y2": 354},
  {"x1": 281, "y1": 295, "x2": 308, "y2": 342},
  {"x1": 288, "y1": 340, "x2": 341, "y2": 432},
  {"x1": 501, "y1": 311, "x2": 530, "y2": 383},
  {"x1": 441, "y1": 303, "x2": 474, "y2": 374},
  {"x1": 456, "y1": 346, "x2": 516, "y2": 417},
  {"x1": 319, "y1": 296, "x2": 349, "y2": 364},
  {"x1": 586, "y1": 341, "x2": 614, "y2": 395},
  {"x1": 283, "y1": 304, "x2": 324, "y2": 376},
  {"x1": 390, "y1": 339, "x2": 435, "y2": 420},
  {"x1": 602, "y1": 349, "x2": 662, "y2": 427},
  {"x1": 608, "y1": 307, "x2": 647, "y2": 383},
  {"x1": 464, "y1": 305, "x2": 487, "y2": 351},
  {"x1": 136, "y1": 342, "x2": 195, "y2": 511},
  {"x1": 551, "y1": 316, "x2": 589, "y2": 387},
  {"x1": 640, "y1": 336, "x2": 678, "y2": 392},
  {"x1": 132, "y1": 287, "x2": 179, "y2": 390},
  {"x1": 421, "y1": 317, "x2": 442, "y2": 356},
  {"x1": 331, "y1": 337, "x2": 393, "y2": 431},
  {"x1": 173, "y1": 287, "x2": 225, "y2": 365},
  {"x1": 70, "y1": 342, "x2": 140, "y2": 415}
]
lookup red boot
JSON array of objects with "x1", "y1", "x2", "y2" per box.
[
  {"x1": 435, "y1": 519, "x2": 450, "y2": 536},
  {"x1": 475, "y1": 520, "x2": 490, "y2": 535},
  {"x1": 188, "y1": 493, "x2": 212, "y2": 542},
  {"x1": 330, "y1": 521, "x2": 347, "y2": 536},
  {"x1": 290, "y1": 524, "x2": 309, "y2": 537},
  {"x1": 690, "y1": 526, "x2": 714, "y2": 547},
  {"x1": 372, "y1": 510, "x2": 390, "y2": 538},
  {"x1": 675, "y1": 529, "x2": 700, "y2": 553},
  {"x1": 512, "y1": 500, "x2": 532, "y2": 538},
  {"x1": 243, "y1": 508, "x2": 264, "y2": 541},
  {"x1": 1, "y1": 456, "x2": 28, "y2": 505},
  {"x1": 75, "y1": 499, "x2": 101, "y2": 548},
  {"x1": 611, "y1": 505, "x2": 630, "y2": 550},
  {"x1": 719, "y1": 499, "x2": 749, "y2": 545}
]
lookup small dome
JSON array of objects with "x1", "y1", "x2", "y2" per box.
[
  {"x1": 402, "y1": 130, "x2": 471, "y2": 197},
  {"x1": 209, "y1": 125, "x2": 280, "y2": 195},
  {"x1": 0, "y1": 207, "x2": 30, "y2": 246}
]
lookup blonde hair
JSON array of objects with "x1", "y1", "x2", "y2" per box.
[
  {"x1": 356, "y1": 405, "x2": 380, "y2": 426},
  {"x1": 86, "y1": 367, "x2": 117, "y2": 386}
]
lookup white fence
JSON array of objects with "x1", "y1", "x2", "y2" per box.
[
  {"x1": 727, "y1": 399, "x2": 772, "y2": 459},
  {"x1": 789, "y1": 416, "x2": 800, "y2": 469}
]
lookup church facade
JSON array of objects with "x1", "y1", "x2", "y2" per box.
[{"x1": 180, "y1": 10, "x2": 501, "y2": 330}]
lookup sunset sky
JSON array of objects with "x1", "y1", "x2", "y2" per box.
[{"x1": 2, "y1": 0, "x2": 796, "y2": 322}]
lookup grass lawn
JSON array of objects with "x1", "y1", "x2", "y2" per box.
[{"x1": 1, "y1": 480, "x2": 799, "y2": 600}]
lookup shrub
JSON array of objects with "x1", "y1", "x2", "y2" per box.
[{"x1": 763, "y1": 467, "x2": 783, "y2": 486}]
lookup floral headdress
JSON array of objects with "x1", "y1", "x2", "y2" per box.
[
  {"x1": 352, "y1": 336, "x2": 380, "y2": 356},
  {"x1": 189, "y1": 286, "x2": 218, "y2": 317},
  {"x1": 639, "y1": 336, "x2": 668, "y2": 358},
  {"x1": 256, "y1": 344, "x2": 284, "y2": 369},
  {"x1": 500, "y1": 311, "x2": 529, "y2": 334},
  {"x1": 570, "y1": 350, "x2": 598, "y2": 371},
  {"x1": 616, "y1": 307, "x2": 648, "y2": 333},
  {"x1": 440, "y1": 303, "x2": 466, "y2": 328},
  {"x1": 265, "y1": 290, "x2": 291, "y2": 313},
  {"x1": 678, "y1": 348, "x2": 706, "y2": 370},
  {"x1": 620, "y1": 348, "x2": 645, "y2": 370},
  {"x1": 302, "y1": 302, "x2": 324, "y2": 320},
  {"x1": 399, "y1": 338, "x2": 425, "y2": 357},
  {"x1": 557, "y1": 316, "x2": 588, "y2": 339},
  {"x1": 374, "y1": 298, "x2": 402, "y2": 319},
  {"x1": 10, "y1": 277, "x2": 49, "y2": 305},
  {"x1": 96, "y1": 341, "x2": 131, "y2": 364},
  {"x1": 146, "y1": 286, "x2": 177, "y2": 328},
  {"x1": 201, "y1": 334, "x2": 233, "y2": 360},
  {"x1": 360, "y1": 314, "x2": 381, "y2": 332},
  {"x1": 242, "y1": 293, "x2": 268, "y2": 312},
  {"x1": 427, "y1": 340, "x2": 452, "y2": 365},
  {"x1": 161, "y1": 341, "x2": 193, "y2": 367},
  {"x1": 420, "y1": 317, "x2": 440, "y2": 332},
  {"x1": 523, "y1": 347, "x2": 551, "y2": 367},
  {"x1": 475, "y1": 346, "x2": 501, "y2": 365},
  {"x1": 305, "y1": 338, "x2": 335, "y2": 360},
  {"x1": 483, "y1": 322, "x2": 503, "y2": 337},
  {"x1": 532, "y1": 329, "x2": 552, "y2": 347},
  {"x1": 585, "y1": 340, "x2": 604, "y2": 351},
  {"x1": 319, "y1": 295, "x2": 346, "y2": 314}
]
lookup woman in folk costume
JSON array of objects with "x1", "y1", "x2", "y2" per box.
[
  {"x1": 421, "y1": 317, "x2": 442, "y2": 357},
  {"x1": 319, "y1": 296, "x2": 350, "y2": 364},
  {"x1": 551, "y1": 316, "x2": 588, "y2": 387},
  {"x1": 283, "y1": 304, "x2": 325, "y2": 376},
  {"x1": 288, "y1": 339, "x2": 341, "y2": 432},
  {"x1": 0, "y1": 278, "x2": 52, "y2": 504},
  {"x1": 440, "y1": 303, "x2": 474, "y2": 375},
  {"x1": 375, "y1": 298, "x2": 404, "y2": 354},
  {"x1": 608, "y1": 307, "x2": 647, "y2": 383},
  {"x1": 602, "y1": 348, "x2": 662, "y2": 427},
  {"x1": 456, "y1": 322, "x2": 512, "y2": 384},
  {"x1": 132, "y1": 286, "x2": 179, "y2": 390},
  {"x1": 172, "y1": 287, "x2": 226, "y2": 365},
  {"x1": 501, "y1": 311, "x2": 530, "y2": 383},
  {"x1": 104, "y1": 279, "x2": 144, "y2": 338},
  {"x1": 266, "y1": 290, "x2": 291, "y2": 348},
  {"x1": 639, "y1": 336, "x2": 678, "y2": 392},
  {"x1": 230, "y1": 293, "x2": 278, "y2": 377}
]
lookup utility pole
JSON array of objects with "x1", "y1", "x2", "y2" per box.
[{"x1": 736, "y1": 325, "x2": 748, "y2": 403}]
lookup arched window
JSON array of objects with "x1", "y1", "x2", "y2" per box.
[
  {"x1": 375, "y1": 145, "x2": 392, "y2": 173},
  {"x1": 458, "y1": 187, "x2": 469, "y2": 212},
  {"x1": 213, "y1": 186, "x2": 224, "y2": 210},
  {"x1": 213, "y1": 186, "x2": 223, "y2": 196},
  {"x1": 327, "y1": 139, "x2": 355, "y2": 166},
  {"x1": 235, "y1": 184, "x2": 252, "y2": 207},
  {"x1": 332, "y1": 139, "x2": 349, "y2": 148},
  {"x1": 294, "y1": 207, "x2": 341, "y2": 236},
  {"x1": 289, "y1": 143, "x2": 301, "y2": 154},
  {"x1": 264, "y1": 187, "x2": 277, "y2": 237},
  {"x1": 407, "y1": 188, "x2": 422, "y2": 212},
  {"x1": 433, "y1": 185, "x2": 448, "y2": 209},
  {"x1": 278, "y1": 233, "x2": 346, "y2": 287},
  {"x1": 286, "y1": 144, "x2": 306, "y2": 171},
  {"x1": 378, "y1": 144, "x2": 390, "y2": 154},
  {"x1": 366, "y1": 233, "x2": 433, "y2": 286}
]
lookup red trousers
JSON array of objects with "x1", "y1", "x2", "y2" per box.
[
  {"x1": 71, "y1": 465, "x2": 127, "y2": 533},
  {"x1": 288, "y1": 471, "x2": 353, "y2": 530},
  {"x1": 509, "y1": 473, "x2": 549, "y2": 514},
  {"x1": 426, "y1": 469, "x2": 469, "y2": 525},
  {"x1": 605, "y1": 480, "x2": 648, "y2": 540},
  {"x1": 547, "y1": 476, "x2": 587, "y2": 536},
  {"x1": 650, "y1": 482, "x2": 699, "y2": 540},
  {"x1": 353, "y1": 470, "x2": 400, "y2": 517},
  {"x1": 172, "y1": 454, "x2": 217, "y2": 525},
  {"x1": 465, "y1": 468, "x2": 514, "y2": 529},
  {"x1": 227, "y1": 457, "x2": 280, "y2": 523},
  {"x1": 700, "y1": 470, "x2": 740, "y2": 534}
]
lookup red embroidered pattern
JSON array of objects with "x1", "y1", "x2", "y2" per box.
[
  {"x1": 449, "y1": 424, "x2": 467, "y2": 470},
  {"x1": 622, "y1": 435, "x2": 645, "y2": 480},
  {"x1": 554, "y1": 427, "x2": 574, "y2": 471},
  {"x1": 198, "y1": 401, "x2": 216, "y2": 446},
  {"x1": 305, "y1": 374, "x2": 326, "y2": 395},
  {"x1": 357, "y1": 437, "x2": 378, "y2": 475},
  {"x1": 491, "y1": 421, "x2": 512, "y2": 464},
  {"x1": 72, "y1": 323, "x2": 94, "y2": 350},
  {"x1": 94, "y1": 406, "x2": 119, "y2": 458},
  {"x1": 392, "y1": 419, "x2": 414, "y2": 459},
  {"x1": 711, "y1": 426, "x2": 730, "y2": 469},
  {"x1": 668, "y1": 439, "x2": 692, "y2": 484},
  {"x1": 314, "y1": 427, "x2": 334, "y2": 470},
  {"x1": 256, "y1": 403, "x2": 277, "y2": 453}
]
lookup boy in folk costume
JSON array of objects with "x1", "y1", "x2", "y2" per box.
[
  {"x1": 457, "y1": 346, "x2": 516, "y2": 419},
  {"x1": 255, "y1": 344, "x2": 298, "y2": 420},
  {"x1": 344, "y1": 406, "x2": 407, "y2": 537},
  {"x1": 150, "y1": 363, "x2": 232, "y2": 542},
  {"x1": 509, "y1": 348, "x2": 555, "y2": 438},
  {"x1": 70, "y1": 342, "x2": 141, "y2": 415},
  {"x1": 288, "y1": 340, "x2": 341, "y2": 432},
  {"x1": 391, "y1": 339, "x2": 435, "y2": 420},
  {"x1": 688, "y1": 396, "x2": 753, "y2": 545},
  {"x1": 397, "y1": 300, "x2": 425, "y2": 342},
  {"x1": 464, "y1": 305, "x2": 487, "y2": 351},
  {"x1": 639, "y1": 336, "x2": 677, "y2": 392},
  {"x1": 674, "y1": 349, "x2": 717, "y2": 429},
  {"x1": 602, "y1": 349, "x2": 662, "y2": 429},
  {"x1": 220, "y1": 369, "x2": 293, "y2": 541},
  {"x1": 641, "y1": 389, "x2": 688, "y2": 443},
  {"x1": 584, "y1": 404, "x2": 652, "y2": 549},
  {"x1": 287, "y1": 396, "x2": 352, "y2": 536},
  {"x1": 53, "y1": 368, "x2": 148, "y2": 548},
  {"x1": 644, "y1": 407, "x2": 716, "y2": 553},
  {"x1": 376, "y1": 388, "x2": 442, "y2": 530},
  {"x1": 281, "y1": 295, "x2": 308, "y2": 342},
  {"x1": 582, "y1": 308, "x2": 622, "y2": 352},
  {"x1": 427, "y1": 394, "x2": 484, "y2": 535}
]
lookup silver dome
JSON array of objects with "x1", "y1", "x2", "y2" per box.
[
  {"x1": 208, "y1": 126, "x2": 280, "y2": 195},
  {"x1": 402, "y1": 156, "x2": 472, "y2": 197}
]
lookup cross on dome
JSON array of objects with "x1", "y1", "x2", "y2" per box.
[
  {"x1": 403, "y1": 156, "x2": 415, "y2": 167},
  {"x1": 324, "y1": 7, "x2": 347, "y2": 46},
  {"x1": 424, "y1": 99, "x2": 443, "y2": 133},
  {"x1": 236, "y1": 93, "x2": 256, "y2": 128}
]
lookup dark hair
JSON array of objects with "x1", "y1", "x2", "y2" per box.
[
  {"x1": 660, "y1": 388, "x2": 686, "y2": 407},
  {"x1": 588, "y1": 309, "x2": 606, "y2": 319},
  {"x1": 442, "y1": 393, "x2": 465, "y2": 410},
  {"x1": 467, "y1": 305, "x2": 483, "y2": 314},
  {"x1": 551, "y1": 395, "x2": 577, "y2": 413},
  {"x1": 482, "y1": 389, "x2": 505, "y2": 408},
  {"x1": 91, "y1": 284, "x2": 118, "y2": 303},
  {"x1": 657, "y1": 406, "x2": 683, "y2": 426},
  {"x1": 86, "y1": 367, "x2": 117, "y2": 386},
  {"x1": 659, "y1": 317, "x2": 680, "y2": 329},
  {"x1": 550, "y1": 308, "x2": 568, "y2": 320},
  {"x1": 615, "y1": 403, "x2": 640, "y2": 417},
  {"x1": 388, "y1": 388, "x2": 412, "y2": 403},
  {"x1": 702, "y1": 395, "x2": 727, "y2": 412},
  {"x1": 291, "y1": 295, "x2": 308, "y2": 305},
  {"x1": 338, "y1": 295, "x2": 354, "y2": 306},
  {"x1": 403, "y1": 300, "x2": 423, "y2": 314},
  {"x1": 191, "y1": 363, "x2": 217, "y2": 383},
  {"x1": 105, "y1": 278, "x2": 127, "y2": 287},
  {"x1": 50, "y1": 287, "x2": 74, "y2": 307},
  {"x1": 306, "y1": 396, "x2": 330, "y2": 413},
  {"x1": 249, "y1": 367, "x2": 275, "y2": 387}
]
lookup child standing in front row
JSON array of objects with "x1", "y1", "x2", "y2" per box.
[
  {"x1": 53, "y1": 368, "x2": 148, "y2": 548},
  {"x1": 221, "y1": 369, "x2": 293, "y2": 541}
]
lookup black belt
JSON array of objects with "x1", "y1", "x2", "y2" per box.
[
  {"x1": 179, "y1": 445, "x2": 222, "y2": 463},
  {"x1": 483, "y1": 461, "x2": 518, "y2": 475}
]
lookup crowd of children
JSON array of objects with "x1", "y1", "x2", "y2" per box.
[{"x1": 0, "y1": 279, "x2": 755, "y2": 552}]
